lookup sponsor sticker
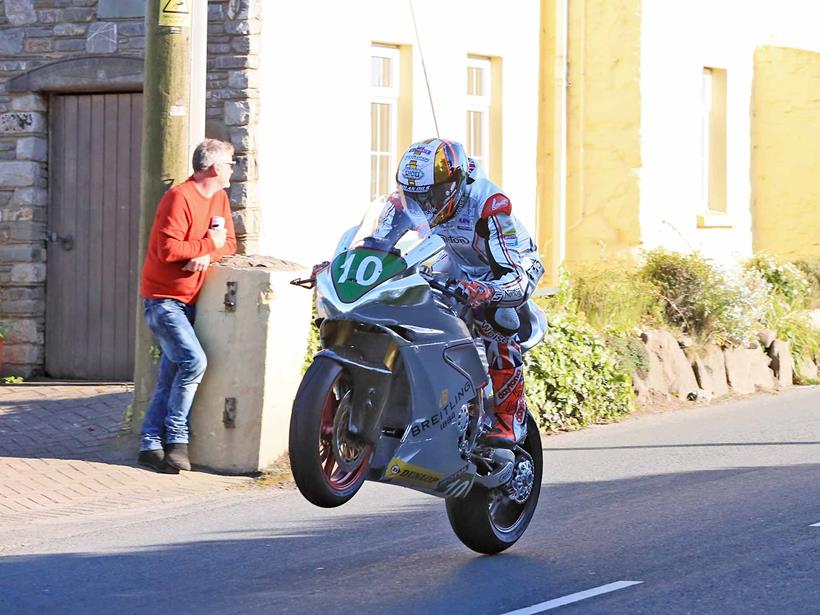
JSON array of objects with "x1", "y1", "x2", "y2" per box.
[
  {"x1": 384, "y1": 458, "x2": 443, "y2": 486},
  {"x1": 436, "y1": 465, "x2": 474, "y2": 498}
]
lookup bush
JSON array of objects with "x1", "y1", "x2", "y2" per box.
[
  {"x1": 744, "y1": 254, "x2": 812, "y2": 309},
  {"x1": 640, "y1": 249, "x2": 763, "y2": 346},
  {"x1": 302, "y1": 303, "x2": 321, "y2": 374},
  {"x1": 525, "y1": 303, "x2": 635, "y2": 433},
  {"x1": 717, "y1": 267, "x2": 771, "y2": 347},
  {"x1": 793, "y1": 258, "x2": 820, "y2": 308},
  {"x1": 762, "y1": 299, "x2": 820, "y2": 383},
  {"x1": 570, "y1": 267, "x2": 660, "y2": 333},
  {"x1": 605, "y1": 332, "x2": 650, "y2": 379}
]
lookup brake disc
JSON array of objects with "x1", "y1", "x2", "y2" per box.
[
  {"x1": 506, "y1": 459, "x2": 534, "y2": 504},
  {"x1": 331, "y1": 391, "x2": 367, "y2": 473}
]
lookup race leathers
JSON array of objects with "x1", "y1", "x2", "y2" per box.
[{"x1": 388, "y1": 177, "x2": 543, "y2": 442}]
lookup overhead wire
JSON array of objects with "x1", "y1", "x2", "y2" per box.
[{"x1": 409, "y1": 0, "x2": 440, "y2": 138}]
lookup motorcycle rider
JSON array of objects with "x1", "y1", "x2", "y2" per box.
[{"x1": 392, "y1": 138, "x2": 543, "y2": 446}]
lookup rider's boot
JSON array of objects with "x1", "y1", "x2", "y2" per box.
[{"x1": 480, "y1": 365, "x2": 527, "y2": 448}]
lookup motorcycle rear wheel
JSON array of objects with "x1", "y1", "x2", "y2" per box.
[
  {"x1": 289, "y1": 357, "x2": 371, "y2": 508},
  {"x1": 445, "y1": 414, "x2": 543, "y2": 554}
]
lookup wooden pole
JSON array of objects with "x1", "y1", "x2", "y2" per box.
[{"x1": 132, "y1": 0, "x2": 195, "y2": 431}]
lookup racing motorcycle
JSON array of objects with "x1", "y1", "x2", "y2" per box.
[{"x1": 289, "y1": 198, "x2": 547, "y2": 554}]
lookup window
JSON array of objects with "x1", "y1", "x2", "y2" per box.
[
  {"x1": 700, "y1": 67, "x2": 727, "y2": 214},
  {"x1": 370, "y1": 46, "x2": 400, "y2": 201},
  {"x1": 466, "y1": 57, "x2": 491, "y2": 170}
]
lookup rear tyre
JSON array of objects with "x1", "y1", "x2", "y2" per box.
[
  {"x1": 446, "y1": 414, "x2": 543, "y2": 554},
  {"x1": 289, "y1": 357, "x2": 371, "y2": 508}
]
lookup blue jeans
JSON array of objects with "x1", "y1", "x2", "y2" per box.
[{"x1": 140, "y1": 299, "x2": 207, "y2": 451}]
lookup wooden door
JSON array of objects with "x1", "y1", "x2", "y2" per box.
[{"x1": 46, "y1": 93, "x2": 143, "y2": 380}]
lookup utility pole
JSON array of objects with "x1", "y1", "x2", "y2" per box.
[{"x1": 133, "y1": 0, "x2": 205, "y2": 431}]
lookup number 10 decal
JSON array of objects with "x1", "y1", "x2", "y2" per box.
[
  {"x1": 336, "y1": 253, "x2": 384, "y2": 286},
  {"x1": 330, "y1": 248, "x2": 406, "y2": 303}
]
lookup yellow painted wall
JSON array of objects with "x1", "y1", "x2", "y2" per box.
[
  {"x1": 564, "y1": 0, "x2": 642, "y2": 268},
  {"x1": 752, "y1": 46, "x2": 820, "y2": 259}
]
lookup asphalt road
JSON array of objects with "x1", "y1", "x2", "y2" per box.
[{"x1": 1, "y1": 387, "x2": 818, "y2": 615}]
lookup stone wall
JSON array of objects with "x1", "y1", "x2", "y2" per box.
[
  {"x1": 0, "y1": 0, "x2": 263, "y2": 376},
  {"x1": 0, "y1": 0, "x2": 146, "y2": 376},
  {"x1": 206, "y1": 0, "x2": 261, "y2": 254}
]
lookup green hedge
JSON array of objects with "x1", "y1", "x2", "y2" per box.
[{"x1": 525, "y1": 306, "x2": 636, "y2": 432}]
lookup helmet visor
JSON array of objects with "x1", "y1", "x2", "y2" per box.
[{"x1": 402, "y1": 180, "x2": 457, "y2": 219}]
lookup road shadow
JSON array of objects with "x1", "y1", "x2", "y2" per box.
[{"x1": 0, "y1": 463, "x2": 818, "y2": 614}]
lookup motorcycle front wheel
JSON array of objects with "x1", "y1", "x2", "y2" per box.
[
  {"x1": 289, "y1": 357, "x2": 371, "y2": 508},
  {"x1": 445, "y1": 413, "x2": 543, "y2": 554}
]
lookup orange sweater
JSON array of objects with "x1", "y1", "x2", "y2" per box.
[{"x1": 140, "y1": 177, "x2": 237, "y2": 304}]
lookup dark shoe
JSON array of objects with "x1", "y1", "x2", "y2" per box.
[
  {"x1": 164, "y1": 443, "x2": 191, "y2": 471},
  {"x1": 137, "y1": 449, "x2": 179, "y2": 474}
]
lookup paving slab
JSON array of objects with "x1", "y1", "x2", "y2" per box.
[{"x1": 0, "y1": 382, "x2": 252, "y2": 533}]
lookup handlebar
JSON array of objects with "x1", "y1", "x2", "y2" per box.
[{"x1": 420, "y1": 271, "x2": 471, "y2": 306}]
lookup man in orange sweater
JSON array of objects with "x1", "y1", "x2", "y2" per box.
[{"x1": 138, "y1": 139, "x2": 237, "y2": 473}]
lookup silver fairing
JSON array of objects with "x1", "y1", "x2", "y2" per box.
[{"x1": 314, "y1": 233, "x2": 487, "y2": 497}]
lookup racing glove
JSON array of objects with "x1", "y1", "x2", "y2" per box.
[{"x1": 455, "y1": 279, "x2": 495, "y2": 308}]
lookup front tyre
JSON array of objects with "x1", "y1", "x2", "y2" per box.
[
  {"x1": 289, "y1": 357, "x2": 371, "y2": 508},
  {"x1": 446, "y1": 414, "x2": 543, "y2": 554}
]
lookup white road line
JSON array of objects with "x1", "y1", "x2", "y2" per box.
[
  {"x1": 811, "y1": 522, "x2": 820, "y2": 527},
  {"x1": 501, "y1": 581, "x2": 643, "y2": 615}
]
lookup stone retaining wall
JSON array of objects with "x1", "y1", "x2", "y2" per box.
[{"x1": 634, "y1": 329, "x2": 817, "y2": 406}]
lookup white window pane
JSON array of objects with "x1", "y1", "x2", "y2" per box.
[
  {"x1": 370, "y1": 155, "x2": 379, "y2": 201},
  {"x1": 371, "y1": 103, "x2": 380, "y2": 150},
  {"x1": 378, "y1": 155, "x2": 391, "y2": 197},
  {"x1": 467, "y1": 66, "x2": 483, "y2": 96},
  {"x1": 467, "y1": 110, "x2": 484, "y2": 158},
  {"x1": 371, "y1": 56, "x2": 392, "y2": 88},
  {"x1": 379, "y1": 104, "x2": 391, "y2": 151}
]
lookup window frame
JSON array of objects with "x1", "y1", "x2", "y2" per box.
[
  {"x1": 466, "y1": 56, "x2": 492, "y2": 171},
  {"x1": 699, "y1": 66, "x2": 728, "y2": 222},
  {"x1": 370, "y1": 45, "x2": 401, "y2": 202}
]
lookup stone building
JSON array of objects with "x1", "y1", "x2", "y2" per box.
[{"x1": 0, "y1": 0, "x2": 262, "y2": 377}]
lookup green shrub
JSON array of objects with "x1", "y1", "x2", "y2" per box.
[
  {"x1": 605, "y1": 332, "x2": 650, "y2": 379},
  {"x1": 744, "y1": 254, "x2": 812, "y2": 309},
  {"x1": 302, "y1": 303, "x2": 321, "y2": 374},
  {"x1": 525, "y1": 303, "x2": 635, "y2": 433},
  {"x1": 763, "y1": 299, "x2": 820, "y2": 384},
  {"x1": 570, "y1": 267, "x2": 660, "y2": 333},
  {"x1": 793, "y1": 258, "x2": 820, "y2": 308},
  {"x1": 640, "y1": 249, "x2": 764, "y2": 346},
  {"x1": 718, "y1": 268, "x2": 771, "y2": 347}
]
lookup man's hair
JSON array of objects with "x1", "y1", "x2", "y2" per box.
[{"x1": 192, "y1": 139, "x2": 235, "y2": 171}]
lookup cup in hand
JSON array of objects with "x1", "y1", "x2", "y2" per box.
[{"x1": 210, "y1": 215, "x2": 225, "y2": 230}]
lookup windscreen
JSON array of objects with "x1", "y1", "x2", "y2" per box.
[
  {"x1": 329, "y1": 194, "x2": 432, "y2": 303},
  {"x1": 348, "y1": 193, "x2": 432, "y2": 257}
]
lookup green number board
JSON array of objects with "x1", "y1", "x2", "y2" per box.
[{"x1": 330, "y1": 248, "x2": 407, "y2": 303}]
